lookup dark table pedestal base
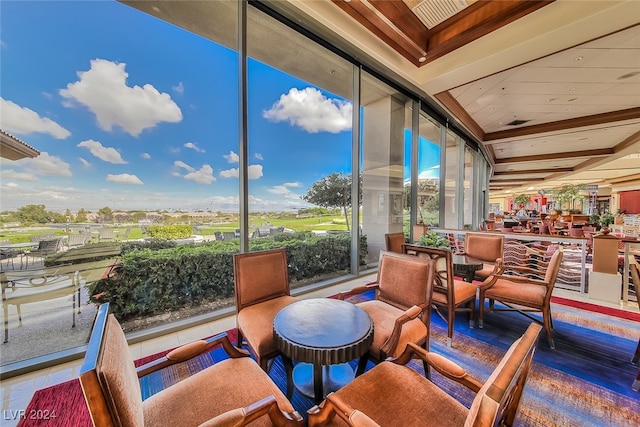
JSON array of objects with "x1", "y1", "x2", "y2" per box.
[{"x1": 292, "y1": 362, "x2": 355, "y2": 402}]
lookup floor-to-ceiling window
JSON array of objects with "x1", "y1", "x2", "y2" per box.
[
  {"x1": 463, "y1": 145, "x2": 475, "y2": 228},
  {"x1": 360, "y1": 72, "x2": 411, "y2": 265},
  {"x1": 444, "y1": 130, "x2": 461, "y2": 228},
  {"x1": 246, "y1": 7, "x2": 355, "y2": 285},
  {"x1": 417, "y1": 114, "x2": 442, "y2": 228}
]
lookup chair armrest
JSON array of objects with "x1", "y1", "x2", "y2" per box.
[
  {"x1": 198, "y1": 395, "x2": 304, "y2": 427},
  {"x1": 379, "y1": 305, "x2": 424, "y2": 356},
  {"x1": 307, "y1": 393, "x2": 380, "y2": 427},
  {"x1": 490, "y1": 274, "x2": 550, "y2": 287},
  {"x1": 389, "y1": 342, "x2": 483, "y2": 392},
  {"x1": 338, "y1": 282, "x2": 379, "y2": 300},
  {"x1": 136, "y1": 332, "x2": 249, "y2": 377}
]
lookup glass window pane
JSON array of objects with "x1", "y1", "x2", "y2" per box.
[{"x1": 247, "y1": 7, "x2": 354, "y2": 287}]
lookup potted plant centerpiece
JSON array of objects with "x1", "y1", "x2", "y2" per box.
[
  {"x1": 600, "y1": 212, "x2": 615, "y2": 231},
  {"x1": 417, "y1": 230, "x2": 451, "y2": 249}
]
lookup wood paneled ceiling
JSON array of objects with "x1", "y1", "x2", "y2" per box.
[{"x1": 328, "y1": 0, "x2": 640, "y2": 196}]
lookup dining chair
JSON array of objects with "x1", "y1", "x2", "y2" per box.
[
  {"x1": 233, "y1": 248, "x2": 298, "y2": 372},
  {"x1": 338, "y1": 252, "x2": 435, "y2": 375},
  {"x1": 307, "y1": 323, "x2": 542, "y2": 427},
  {"x1": 479, "y1": 246, "x2": 563, "y2": 348},
  {"x1": 464, "y1": 233, "x2": 504, "y2": 281},
  {"x1": 384, "y1": 232, "x2": 405, "y2": 253},
  {"x1": 80, "y1": 303, "x2": 303, "y2": 427},
  {"x1": 402, "y1": 245, "x2": 477, "y2": 347}
]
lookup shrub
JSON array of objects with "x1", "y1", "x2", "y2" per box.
[
  {"x1": 90, "y1": 232, "x2": 368, "y2": 320},
  {"x1": 147, "y1": 225, "x2": 193, "y2": 240}
]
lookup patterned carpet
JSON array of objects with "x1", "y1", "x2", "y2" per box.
[{"x1": 19, "y1": 293, "x2": 640, "y2": 426}]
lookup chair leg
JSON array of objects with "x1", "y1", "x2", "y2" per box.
[
  {"x1": 447, "y1": 308, "x2": 454, "y2": 348},
  {"x1": 478, "y1": 296, "x2": 485, "y2": 329},
  {"x1": 543, "y1": 308, "x2": 555, "y2": 349},
  {"x1": 631, "y1": 338, "x2": 640, "y2": 365},
  {"x1": 468, "y1": 299, "x2": 475, "y2": 329}
]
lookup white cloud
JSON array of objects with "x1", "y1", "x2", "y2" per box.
[
  {"x1": 184, "y1": 142, "x2": 205, "y2": 153},
  {"x1": 184, "y1": 164, "x2": 215, "y2": 184},
  {"x1": 0, "y1": 98, "x2": 71, "y2": 139},
  {"x1": 77, "y1": 139, "x2": 127, "y2": 164},
  {"x1": 59, "y1": 59, "x2": 182, "y2": 136},
  {"x1": 249, "y1": 165, "x2": 263, "y2": 179},
  {"x1": 79, "y1": 157, "x2": 91, "y2": 168},
  {"x1": 15, "y1": 152, "x2": 72, "y2": 176},
  {"x1": 141, "y1": 152, "x2": 151, "y2": 159},
  {"x1": 263, "y1": 87, "x2": 352, "y2": 133},
  {"x1": 0, "y1": 169, "x2": 39, "y2": 182},
  {"x1": 223, "y1": 150, "x2": 239, "y2": 163},
  {"x1": 173, "y1": 82, "x2": 184, "y2": 95},
  {"x1": 219, "y1": 164, "x2": 263, "y2": 179},
  {"x1": 254, "y1": 153, "x2": 264, "y2": 161},
  {"x1": 174, "y1": 160, "x2": 195, "y2": 173},
  {"x1": 268, "y1": 181, "x2": 302, "y2": 198},
  {"x1": 5, "y1": 182, "x2": 18, "y2": 188},
  {"x1": 106, "y1": 173, "x2": 144, "y2": 185}
]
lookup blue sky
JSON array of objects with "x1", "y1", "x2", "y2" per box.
[
  {"x1": 0, "y1": 0, "x2": 360, "y2": 213},
  {"x1": 1, "y1": 1, "x2": 441, "y2": 214}
]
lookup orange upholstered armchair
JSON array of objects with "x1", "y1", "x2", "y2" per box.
[
  {"x1": 402, "y1": 244, "x2": 477, "y2": 348},
  {"x1": 479, "y1": 246, "x2": 563, "y2": 349},
  {"x1": 233, "y1": 248, "x2": 298, "y2": 372},
  {"x1": 338, "y1": 252, "x2": 435, "y2": 375},
  {"x1": 464, "y1": 233, "x2": 505, "y2": 281},
  {"x1": 79, "y1": 303, "x2": 303, "y2": 427},
  {"x1": 384, "y1": 232, "x2": 406, "y2": 253},
  {"x1": 307, "y1": 323, "x2": 542, "y2": 427}
]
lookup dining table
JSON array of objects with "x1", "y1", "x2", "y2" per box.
[
  {"x1": 452, "y1": 254, "x2": 484, "y2": 282},
  {"x1": 273, "y1": 298, "x2": 374, "y2": 403}
]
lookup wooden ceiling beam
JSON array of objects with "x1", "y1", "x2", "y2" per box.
[
  {"x1": 484, "y1": 107, "x2": 640, "y2": 141},
  {"x1": 493, "y1": 168, "x2": 573, "y2": 175},
  {"x1": 495, "y1": 148, "x2": 613, "y2": 164},
  {"x1": 331, "y1": 0, "x2": 554, "y2": 66},
  {"x1": 424, "y1": 0, "x2": 554, "y2": 64}
]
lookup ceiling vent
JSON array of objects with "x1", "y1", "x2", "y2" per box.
[
  {"x1": 506, "y1": 119, "x2": 530, "y2": 126},
  {"x1": 406, "y1": 0, "x2": 472, "y2": 28}
]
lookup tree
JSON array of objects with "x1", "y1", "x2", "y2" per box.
[
  {"x1": 75, "y1": 208, "x2": 89, "y2": 223},
  {"x1": 301, "y1": 172, "x2": 361, "y2": 231},
  {"x1": 16, "y1": 204, "x2": 50, "y2": 224},
  {"x1": 97, "y1": 206, "x2": 113, "y2": 223}
]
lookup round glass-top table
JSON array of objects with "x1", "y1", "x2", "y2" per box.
[
  {"x1": 273, "y1": 298, "x2": 373, "y2": 403},
  {"x1": 452, "y1": 254, "x2": 484, "y2": 282}
]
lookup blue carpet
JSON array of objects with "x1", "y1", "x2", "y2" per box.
[{"x1": 139, "y1": 291, "x2": 640, "y2": 426}]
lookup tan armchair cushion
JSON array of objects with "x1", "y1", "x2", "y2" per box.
[
  {"x1": 143, "y1": 357, "x2": 295, "y2": 427},
  {"x1": 432, "y1": 280, "x2": 477, "y2": 306},
  {"x1": 474, "y1": 263, "x2": 496, "y2": 280},
  {"x1": 485, "y1": 278, "x2": 546, "y2": 306},
  {"x1": 237, "y1": 295, "x2": 297, "y2": 355},
  {"x1": 330, "y1": 361, "x2": 468, "y2": 427},
  {"x1": 355, "y1": 300, "x2": 427, "y2": 359},
  {"x1": 98, "y1": 315, "x2": 145, "y2": 427}
]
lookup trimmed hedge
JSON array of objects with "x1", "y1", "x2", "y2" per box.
[
  {"x1": 89, "y1": 232, "x2": 367, "y2": 320},
  {"x1": 147, "y1": 225, "x2": 193, "y2": 240}
]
